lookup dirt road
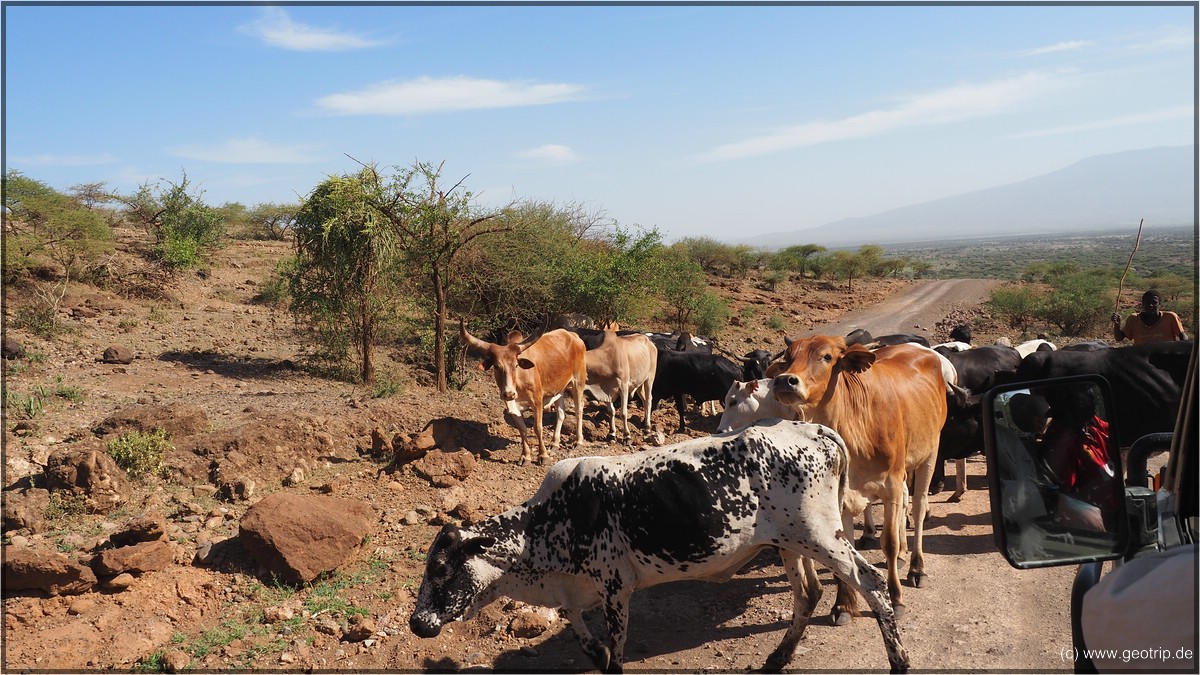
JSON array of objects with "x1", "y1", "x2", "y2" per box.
[{"x1": 803, "y1": 278, "x2": 1003, "y2": 338}]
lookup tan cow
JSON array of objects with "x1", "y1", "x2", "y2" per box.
[
  {"x1": 582, "y1": 331, "x2": 658, "y2": 443},
  {"x1": 772, "y1": 335, "x2": 947, "y2": 622},
  {"x1": 461, "y1": 321, "x2": 587, "y2": 465}
]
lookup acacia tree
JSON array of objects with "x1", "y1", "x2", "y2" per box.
[
  {"x1": 364, "y1": 161, "x2": 511, "y2": 393},
  {"x1": 289, "y1": 169, "x2": 399, "y2": 383}
]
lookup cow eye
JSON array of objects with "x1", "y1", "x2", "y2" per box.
[{"x1": 822, "y1": 353, "x2": 833, "y2": 363}]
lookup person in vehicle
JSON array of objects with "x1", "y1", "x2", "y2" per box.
[{"x1": 1036, "y1": 388, "x2": 1122, "y2": 531}]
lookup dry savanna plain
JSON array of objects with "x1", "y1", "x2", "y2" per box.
[{"x1": 2, "y1": 226, "x2": 1194, "y2": 673}]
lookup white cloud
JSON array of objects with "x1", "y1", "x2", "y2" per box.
[
  {"x1": 515, "y1": 144, "x2": 581, "y2": 166},
  {"x1": 696, "y1": 70, "x2": 1071, "y2": 162},
  {"x1": 1008, "y1": 40, "x2": 1093, "y2": 58},
  {"x1": 239, "y1": 8, "x2": 383, "y2": 51},
  {"x1": 9, "y1": 152, "x2": 117, "y2": 166},
  {"x1": 1008, "y1": 105, "x2": 1194, "y2": 139},
  {"x1": 315, "y1": 76, "x2": 586, "y2": 116},
  {"x1": 168, "y1": 137, "x2": 322, "y2": 164}
]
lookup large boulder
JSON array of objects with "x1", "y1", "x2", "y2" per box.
[
  {"x1": 3, "y1": 547, "x2": 96, "y2": 596},
  {"x1": 43, "y1": 446, "x2": 131, "y2": 513},
  {"x1": 238, "y1": 493, "x2": 374, "y2": 585}
]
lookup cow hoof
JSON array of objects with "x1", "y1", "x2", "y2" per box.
[
  {"x1": 831, "y1": 608, "x2": 853, "y2": 626},
  {"x1": 856, "y1": 535, "x2": 878, "y2": 550},
  {"x1": 907, "y1": 570, "x2": 927, "y2": 588},
  {"x1": 948, "y1": 493, "x2": 964, "y2": 503},
  {"x1": 929, "y1": 480, "x2": 944, "y2": 495},
  {"x1": 893, "y1": 603, "x2": 908, "y2": 620}
]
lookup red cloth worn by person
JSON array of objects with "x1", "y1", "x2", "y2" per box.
[{"x1": 1040, "y1": 408, "x2": 1121, "y2": 530}]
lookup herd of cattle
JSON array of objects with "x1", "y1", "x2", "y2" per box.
[{"x1": 412, "y1": 318, "x2": 1193, "y2": 672}]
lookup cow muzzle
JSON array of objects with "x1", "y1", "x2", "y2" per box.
[
  {"x1": 409, "y1": 611, "x2": 442, "y2": 638},
  {"x1": 771, "y1": 374, "x2": 806, "y2": 405}
]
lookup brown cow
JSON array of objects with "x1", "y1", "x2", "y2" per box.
[
  {"x1": 461, "y1": 321, "x2": 587, "y2": 465},
  {"x1": 582, "y1": 331, "x2": 658, "y2": 443},
  {"x1": 772, "y1": 336, "x2": 947, "y2": 622}
]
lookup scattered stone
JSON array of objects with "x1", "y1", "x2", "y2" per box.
[
  {"x1": 93, "y1": 540, "x2": 175, "y2": 575},
  {"x1": 314, "y1": 615, "x2": 341, "y2": 636},
  {"x1": 342, "y1": 614, "x2": 377, "y2": 642},
  {"x1": 191, "y1": 484, "x2": 218, "y2": 498},
  {"x1": 102, "y1": 566, "x2": 136, "y2": 588},
  {"x1": 411, "y1": 450, "x2": 476, "y2": 487},
  {"x1": 3, "y1": 336, "x2": 25, "y2": 360},
  {"x1": 2, "y1": 488, "x2": 50, "y2": 534},
  {"x1": 101, "y1": 345, "x2": 135, "y2": 364},
  {"x1": 68, "y1": 596, "x2": 97, "y2": 614},
  {"x1": 72, "y1": 306, "x2": 99, "y2": 319},
  {"x1": 162, "y1": 648, "x2": 191, "y2": 673},
  {"x1": 108, "y1": 513, "x2": 168, "y2": 547},
  {"x1": 509, "y1": 606, "x2": 558, "y2": 639},
  {"x1": 319, "y1": 475, "x2": 349, "y2": 494},
  {"x1": 264, "y1": 605, "x2": 296, "y2": 623},
  {"x1": 284, "y1": 467, "x2": 305, "y2": 486}
]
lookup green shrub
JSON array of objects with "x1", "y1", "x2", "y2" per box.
[
  {"x1": 107, "y1": 428, "x2": 172, "y2": 479},
  {"x1": 988, "y1": 284, "x2": 1042, "y2": 333},
  {"x1": 766, "y1": 314, "x2": 786, "y2": 331},
  {"x1": 692, "y1": 292, "x2": 732, "y2": 337}
]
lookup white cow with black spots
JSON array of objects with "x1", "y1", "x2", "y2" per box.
[{"x1": 409, "y1": 419, "x2": 911, "y2": 673}]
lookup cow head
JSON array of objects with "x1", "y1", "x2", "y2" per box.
[
  {"x1": 771, "y1": 335, "x2": 876, "y2": 411},
  {"x1": 461, "y1": 320, "x2": 536, "y2": 401},
  {"x1": 409, "y1": 525, "x2": 499, "y2": 639}
]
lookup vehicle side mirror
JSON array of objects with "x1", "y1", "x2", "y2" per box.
[{"x1": 983, "y1": 375, "x2": 1130, "y2": 569}]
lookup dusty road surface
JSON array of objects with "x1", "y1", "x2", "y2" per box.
[{"x1": 4, "y1": 240, "x2": 1094, "y2": 674}]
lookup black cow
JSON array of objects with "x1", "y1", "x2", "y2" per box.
[
  {"x1": 652, "y1": 349, "x2": 741, "y2": 431},
  {"x1": 409, "y1": 419, "x2": 911, "y2": 673},
  {"x1": 644, "y1": 331, "x2": 714, "y2": 353},
  {"x1": 1007, "y1": 341, "x2": 1193, "y2": 450},
  {"x1": 933, "y1": 345, "x2": 1023, "y2": 499},
  {"x1": 846, "y1": 329, "x2": 931, "y2": 348},
  {"x1": 730, "y1": 348, "x2": 776, "y2": 381},
  {"x1": 949, "y1": 324, "x2": 973, "y2": 344}
]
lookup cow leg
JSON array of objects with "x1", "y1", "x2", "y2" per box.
[
  {"x1": 619, "y1": 383, "x2": 631, "y2": 444},
  {"x1": 675, "y1": 393, "x2": 687, "y2": 431},
  {"x1": 563, "y1": 607, "x2": 613, "y2": 673},
  {"x1": 598, "y1": 585, "x2": 634, "y2": 674},
  {"x1": 832, "y1": 505, "x2": 862, "y2": 626},
  {"x1": 640, "y1": 381, "x2": 654, "y2": 433},
  {"x1": 880, "y1": 477, "x2": 907, "y2": 616},
  {"x1": 604, "y1": 401, "x2": 618, "y2": 443},
  {"x1": 763, "y1": 550, "x2": 821, "y2": 672},
  {"x1": 859, "y1": 502, "x2": 879, "y2": 549},
  {"x1": 572, "y1": 378, "x2": 587, "y2": 449},
  {"x1": 949, "y1": 458, "x2": 967, "y2": 502},
  {"x1": 536, "y1": 401, "x2": 553, "y2": 465},
  {"x1": 503, "y1": 409, "x2": 534, "y2": 465},
  {"x1": 814, "y1": 537, "x2": 911, "y2": 673},
  {"x1": 929, "y1": 458, "x2": 946, "y2": 495},
  {"x1": 906, "y1": 456, "x2": 936, "y2": 589}
]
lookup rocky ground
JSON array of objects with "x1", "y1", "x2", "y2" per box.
[{"x1": 3, "y1": 234, "x2": 1090, "y2": 673}]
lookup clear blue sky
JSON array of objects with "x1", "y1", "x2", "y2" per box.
[{"x1": 4, "y1": 2, "x2": 1195, "y2": 243}]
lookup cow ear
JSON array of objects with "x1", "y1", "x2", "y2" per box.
[
  {"x1": 517, "y1": 357, "x2": 536, "y2": 370},
  {"x1": 506, "y1": 330, "x2": 524, "y2": 345},
  {"x1": 462, "y1": 536, "x2": 496, "y2": 556},
  {"x1": 841, "y1": 345, "x2": 877, "y2": 373},
  {"x1": 747, "y1": 379, "x2": 760, "y2": 393}
]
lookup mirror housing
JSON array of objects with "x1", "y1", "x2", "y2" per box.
[{"x1": 983, "y1": 375, "x2": 1134, "y2": 569}]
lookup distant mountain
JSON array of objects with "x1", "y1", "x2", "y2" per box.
[{"x1": 741, "y1": 145, "x2": 1195, "y2": 249}]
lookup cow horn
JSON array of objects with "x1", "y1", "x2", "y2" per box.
[
  {"x1": 459, "y1": 319, "x2": 492, "y2": 354},
  {"x1": 783, "y1": 335, "x2": 794, "y2": 347}
]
